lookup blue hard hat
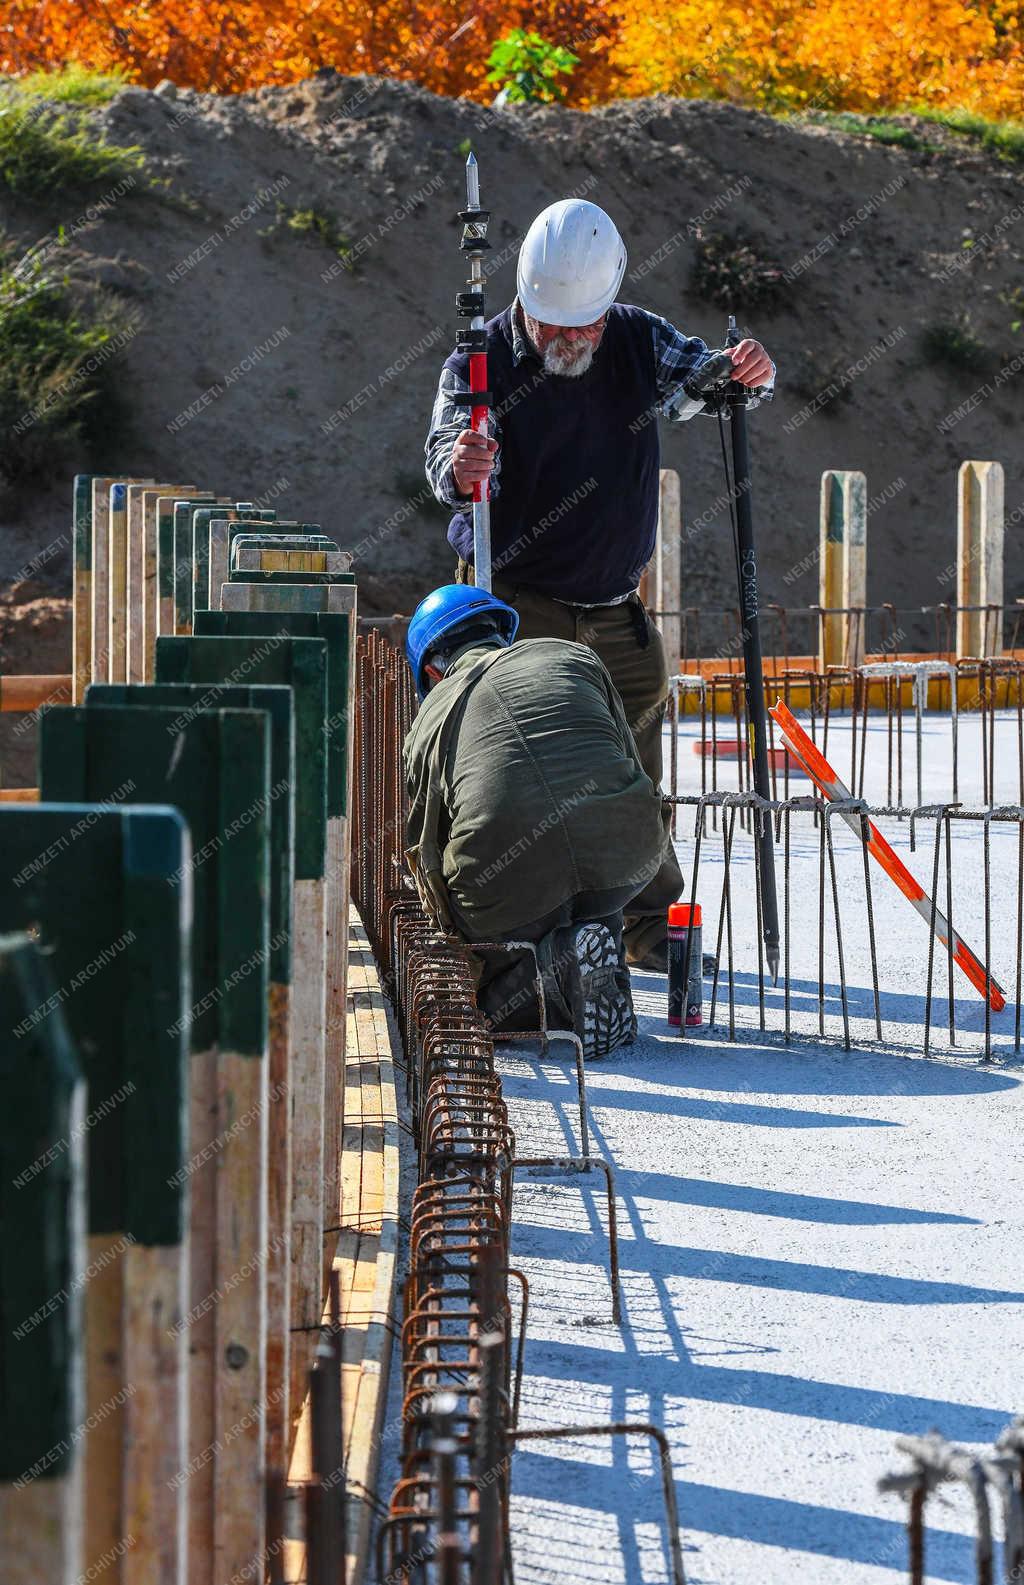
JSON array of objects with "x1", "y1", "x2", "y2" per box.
[{"x1": 406, "y1": 584, "x2": 519, "y2": 697}]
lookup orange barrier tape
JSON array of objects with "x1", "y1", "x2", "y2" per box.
[{"x1": 771, "y1": 699, "x2": 1006, "y2": 1012}]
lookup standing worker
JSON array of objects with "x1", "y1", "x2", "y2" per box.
[
  {"x1": 402, "y1": 584, "x2": 674, "y2": 1057},
  {"x1": 425, "y1": 197, "x2": 776, "y2": 971}
]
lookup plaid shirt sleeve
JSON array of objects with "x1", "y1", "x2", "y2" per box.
[
  {"x1": 648, "y1": 311, "x2": 776, "y2": 421},
  {"x1": 424, "y1": 365, "x2": 503, "y2": 508}
]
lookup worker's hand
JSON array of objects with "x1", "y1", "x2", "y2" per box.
[
  {"x1": 728, "y1": 339, "x2": 774, "y2": 389},
  {"x1": 451, "y1": 428, "x2": 498, "y2": 496}
]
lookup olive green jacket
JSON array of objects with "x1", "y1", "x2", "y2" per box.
[{"x1": 402, "y1": 637, "x2": 669, "y2": 939}]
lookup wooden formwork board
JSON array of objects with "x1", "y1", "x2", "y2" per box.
[
  {"x1": 221, "y1": 580, "x2": 355, "y2": 616},
  {"x1": 155, "y1": 494, "x2": 212, "y2": 645},
  {"x1": 153, "y1": 636, "x2": 329, "y2": 1447},
  {"x1": 288, "y1": 876, "x2": 327, "y2": 1436},
  {"x1": 107, "y1": 483, "x2": 131, "y2": 683},
  {"x1": 0, "y1": 935, "x2": 87, "y2": 1585},
  {"x1": 125, "y1": 484, "x2": 183, "y2": 684},
  {"x1": 193, "y1": 509, "x2": 276, "y2": 619},
  {"x1": 189, "y1": 610, "x2": 357, "y2": 1273},
  {"x1": 324, "y1": 815, "x2": 347, "y2": 1246},
  {"x1": 36, "y1": 719, "x2": 271, "y2": 1585},
  {"x1": 86, "y1": 679, "x2": 298, "y2": 1479},
  {"x1": 0, "y1": 806, "x2": 193, "y2": 1585},
  {"x1": 72, "y1": 475, "x2": 92, "y2": 705},
  {"x1": 233, "y1": 549, "x2": 351, "y2": 574},
  {"x1": 208, "y1": 521, "x2": 323, "y2": 613},
  {"x1": 172, "y1": 498, "x2": 222, "y2": 634},
  {"x1": 89, "y1": 477, "x2": 127, "y2": 687},
  {"x1": 141, "y1": 486, "x2": 201, "y2": 681},
  {"x1": 286, "y1": 907, "x2": 399, "y2": 1585}
]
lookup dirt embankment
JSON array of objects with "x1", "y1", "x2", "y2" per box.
[{"x1": 1, "y1": 73, "x2": 1022, "y2": 724}]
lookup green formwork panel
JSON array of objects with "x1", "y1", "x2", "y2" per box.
[
  {"x1": 199, "y1": 517, "x2": 325, "y2": 623},
  {"x1": 194, "y1": 611, "x2": 352, "y2": 818},
  {"x1": 155, "y1": 635, "x2": 327, "y2": 878},
  {"x1": 171, "y1": 495, "x2": 217, "y2": 632},
  {"x1": 73, "y1": 473, "x2": 96, "y2": 702},
  {"x1": 0, "y1": 806, "x2": 191, "y2": 1247},
  {"x1": 158, "y1": 493, "x2": 207, "y2": 636},
  {"x1": 192, "y1": 508, "x2": 277, "y2": 619},
  {"x1": 0, "y1": 934, "x2": 84, "y2": 1482},
  {"x1": 172, "y1": 498, "x2": 264, "y2": 631},
  {"x1": 88, "y1": 683, "x2": 295, "y2": 985},
  {"x1": 73, "y1": 473, "x2": 94, "y2": 574},
  {"x1": 39, "y1": 711, "x2": 270, "y2": 1060}
]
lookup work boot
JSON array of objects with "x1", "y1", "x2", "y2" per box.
[{"x1": 558, "y1": 923, "x2": 637, "y2": 1060}]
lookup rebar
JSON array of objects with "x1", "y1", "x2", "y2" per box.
[
  {"x1": 666, "y1": 790, "x2": 1024, "y2": 1058},
  {"x1": 508, "y1": 1422, "x2": 686, "y2": 1585},
  {"x1": 354, "y1": 633, "x2": 513, "y2": 1582},
  {"x1": 877, "y1": 1427, "x2": 1024, "y2": 1585}
]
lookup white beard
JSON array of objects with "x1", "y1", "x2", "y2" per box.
[{"x1": 543, "y1": 337, "x2": 596, "y2": 378}]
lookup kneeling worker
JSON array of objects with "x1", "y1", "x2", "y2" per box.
[{"x1": 402, "y1": 584, "x2": 678, "y2": 1057}]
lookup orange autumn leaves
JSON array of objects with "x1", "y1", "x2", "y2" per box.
[
  {"x1": 0, "y1": 0, "x2": 621, "y2": 101},
  {"x1": 611, "y1": 0, "x2": 1024, "y2": 118},
  {"x1": 1, "y1": 0, "x2": 1021, "y2": 118}
]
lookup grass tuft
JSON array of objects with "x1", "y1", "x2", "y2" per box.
[
  {"x1": 920, "y1": 313, "x2": 991, "y2": 373},
  {"x1": 907, "y1": 105, "x2": 1024, "y2": 164},
  {"x1": 790, "y1": 105, "x2": 1024, "y2": 163},
  {"x1": 11, "y1": 64, "x2": 130, "y2": 107},
  {"x1": 807, "y1": 110, "x2": 946, "y2": 154},
  {"x1": 0, "y1": 86, "x2": 144, "y2": 197},
  {"x1": 0, "y1": 232, "x2": 140, "y2": 482},
  {"x1": 274, "y1": 204, "x2": 354, "y2": 266},
  {"x1": 999, "y1": 285, "x2": 1024, "y2": 335},
  {"x1": 690, "y1": 224, "x2": 789, "y2": 313}
]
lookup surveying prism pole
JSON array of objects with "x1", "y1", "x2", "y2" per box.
[
  {"x1": 725, "y1": 314, "x2": 780, "y2": 982},
  {"x1": 454, "y1": 153, "x2": 493, "y2": 590}
]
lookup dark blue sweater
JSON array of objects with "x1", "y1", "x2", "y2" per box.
[{"x1": 443, "y1": 303, "x2": 660, "y2": 603}]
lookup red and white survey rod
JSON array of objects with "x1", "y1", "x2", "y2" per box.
[
  {"x1": 455, "y1": 152, "x2": 493, "y2": 590},
  {"x1": 770, "y1": 700, "x2": 1005, "y2": 1010}
]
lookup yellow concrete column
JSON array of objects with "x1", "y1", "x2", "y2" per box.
[
  {"x1": 956, "y1": 460, "x2": 1004, "y2": 659},
  {"x1": 818, "y1": 470, "x2": 867, "y2": 669}
]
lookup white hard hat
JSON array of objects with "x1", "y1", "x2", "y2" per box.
[{"x1": 517, "y1": 199, "x2": 627, "y2": 327}]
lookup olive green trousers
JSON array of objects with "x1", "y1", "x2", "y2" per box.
[{"x1": 458, "y1": 560, "x2": 684, "y2": 959}]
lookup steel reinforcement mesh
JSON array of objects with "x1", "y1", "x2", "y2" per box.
[{"x1": 352, "y1": 630, "x2": 514, "y2": 1583}]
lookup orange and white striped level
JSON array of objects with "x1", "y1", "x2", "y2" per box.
[{"x1": 770, "y1": 700, "x2": 1005, "y2": 1012}]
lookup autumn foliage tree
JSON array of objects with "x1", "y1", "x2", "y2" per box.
[
  {"x1": 0, "y1": 0, "x2": 622, "y2": 104},
  {"x1": 1, "y1": 0, "x2": 1021, "y2": 118},
  {"x1": 609, "y1": 0, "x2": 1024, "y2": 119}
]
